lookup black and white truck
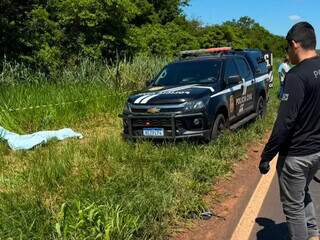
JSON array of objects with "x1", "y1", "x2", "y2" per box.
[{"x1": 120, "y1": 47, "x2": 272, "y2": 142}]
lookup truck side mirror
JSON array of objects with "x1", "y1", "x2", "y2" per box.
[{"x1": 228, "y1": 75, "x2": 242, "y2": 86}]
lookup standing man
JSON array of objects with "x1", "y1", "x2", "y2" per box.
[
  {"x1": 259, "y1": 22, "x2": 320, "y2": 240},
  {"x1": 278, "y1": 57, "x2": 291, "y2": 98}
]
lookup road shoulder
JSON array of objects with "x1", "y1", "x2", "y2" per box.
[{"x1": 174, "y1": 135, "x2": 269, "y2": 240}]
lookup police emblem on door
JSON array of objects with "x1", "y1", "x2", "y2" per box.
[{"x1": 230, "y1": 95, "x2": 235, "y2": 113}]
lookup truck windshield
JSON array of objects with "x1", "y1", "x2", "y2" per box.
[{"x1": 153, "y1": 60, "x2": 222, "y2": 86}]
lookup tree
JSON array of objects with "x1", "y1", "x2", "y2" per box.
[
  {"x1": 1, "y1": 0, "x2": 286, "y2": 73},
  {"x1": 236, "y1": 16, "x2": 257, "y2": 30},
  {"x1": 127, "y1": 22, "x2": 199, "y2": 56},
  {"x1": 150, "y1": 0, "x2": 189, "y2": 24},
  {"x1": 0, "y1": 0, "x2": 41, "y2": 59},
  {"x1": 199, "y1": 25, "x2": 229, "y2": 48}
]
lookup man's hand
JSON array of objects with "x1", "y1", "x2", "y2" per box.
[{"x1": 259, "y1": 161, "x2": 270, "y2": 175}]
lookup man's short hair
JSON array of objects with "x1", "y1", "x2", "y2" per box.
[{"x1": 286, "y1": 22, "x2": 316, "y2": 50}]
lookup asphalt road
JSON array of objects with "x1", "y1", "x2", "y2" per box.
[{"x1": 249, "y1": 174, "x2": 320, "y2": 240}]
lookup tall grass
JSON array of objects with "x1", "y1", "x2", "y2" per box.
[
  {"x1": 0, "y1": 54, "x2": 169, "y2": 88},
  {"x1": 0, "y1": 53, "x2": 169, "y2": 132},
  {"x1": 0, "y1": 83, "x2": 127, "y2": 132},
  {"x1": 0, "y1": 56, "x2": 281, "y2": 239}
]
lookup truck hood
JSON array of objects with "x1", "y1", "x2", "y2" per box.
[{"x1": 128, "y1": 85, "x2": 215, "y2": 105}]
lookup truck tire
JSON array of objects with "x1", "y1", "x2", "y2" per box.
[
  {"x1": 210, "y1": 114, "x2": 226, "y2": 141},
  {"x1": 256, "y1": 96, "x2": 266, "y2": 118}
]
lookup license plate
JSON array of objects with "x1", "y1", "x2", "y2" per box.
[{"x1": 143, "y1": 128, "x2": 164, "y2": 137}]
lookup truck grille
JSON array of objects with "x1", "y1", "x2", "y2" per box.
[
  {"x1": 123, "y1": 114, "x2": 207, "y2": 137},
  {"x1": 132, "y1": 118, "x2": 172, "y2": 127},
  {"x1": 131, "y1": 107, "x2": 182, "y2": 113}
]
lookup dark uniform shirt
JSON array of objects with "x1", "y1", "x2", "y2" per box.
[{"x1": 262, "y1": 55, "x2": 320, "y2": 162}]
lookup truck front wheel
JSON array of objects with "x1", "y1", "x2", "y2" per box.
[{"x1": 210, "y1": 114, "x2": 226, "y2": 141}]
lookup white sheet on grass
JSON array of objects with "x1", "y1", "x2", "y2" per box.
[{"x1": 0, "y1": 127, "x2": 83, "y2": 150}]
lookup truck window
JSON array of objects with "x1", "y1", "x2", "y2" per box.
[
  {"x1": 224, "y1": 59, "x2": 239, "y2": 82},
  {"x1": 154, "y1": 60, "x2": 222, "y2": 86},
  {"x1": 235, "y1": 58, "x2": 253, "y2": 81},
  {"x1": 248, "y1": 52, "x2": 268, "y2": 76}
]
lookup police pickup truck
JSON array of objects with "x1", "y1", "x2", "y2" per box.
[{"x1": 121, "y1": 47, "x2": 272, "y2": 142}]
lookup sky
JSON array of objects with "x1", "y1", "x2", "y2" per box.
[{"x1": 183, "y1": 0, "x2": 320, "y2": 48}]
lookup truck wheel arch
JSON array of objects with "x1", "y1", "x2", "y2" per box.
[
  {"x1": 215, "y1": 105, "x2": 229, "y2": 127},
  {"x1": 259, "y1": 89, "x2": 266, "y2": 100}
]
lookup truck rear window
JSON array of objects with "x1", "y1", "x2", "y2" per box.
[{"x1": 154, "y1": 60, "x2": 222, "y2": 86}]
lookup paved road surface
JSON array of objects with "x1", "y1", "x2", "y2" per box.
[{"x1": 249, "y1": 175, "x2": 320, "y2": 239}]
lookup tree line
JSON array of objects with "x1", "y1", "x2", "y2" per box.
[{"x1": 1, "y1": 0, "x2": 286, "y2": 74}]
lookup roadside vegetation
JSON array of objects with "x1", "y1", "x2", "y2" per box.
[
  {"x1": 2, "y1": 1, "x2": 286, "y2": 75},
  {"x1": 1, "y1": 1, "x2": 285, "y2": 238},
  {"x1": 0, "y1": 56, "x2": 281, "y2": 239}
]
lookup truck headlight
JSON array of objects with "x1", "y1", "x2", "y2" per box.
[
  {"x1": 123, "y1": 103, "x2": 131, "y2": 113},
  {"x1": 184, "y1": 96, "x2": 209, "y2": 111}
]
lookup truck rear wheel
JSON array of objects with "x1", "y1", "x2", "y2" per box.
[{"x1": 256, "y1": 96, "x2": 266, "y2": 118}]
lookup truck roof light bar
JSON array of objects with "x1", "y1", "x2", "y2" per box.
[{"x1": 180, "y1": 47, "x2": 232, "y2": 57}]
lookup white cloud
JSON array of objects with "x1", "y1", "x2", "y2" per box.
[{"x1": 289, "y1": 15, "x2": 302, "y2": 22}]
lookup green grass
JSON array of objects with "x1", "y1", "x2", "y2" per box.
[{"x1": 0, "y1": 57, "x2": 281, "y2": 239}]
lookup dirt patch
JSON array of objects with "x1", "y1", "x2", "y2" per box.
[{"x1": 173, "y1": 133, "x2": 270, "y2": 240}]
